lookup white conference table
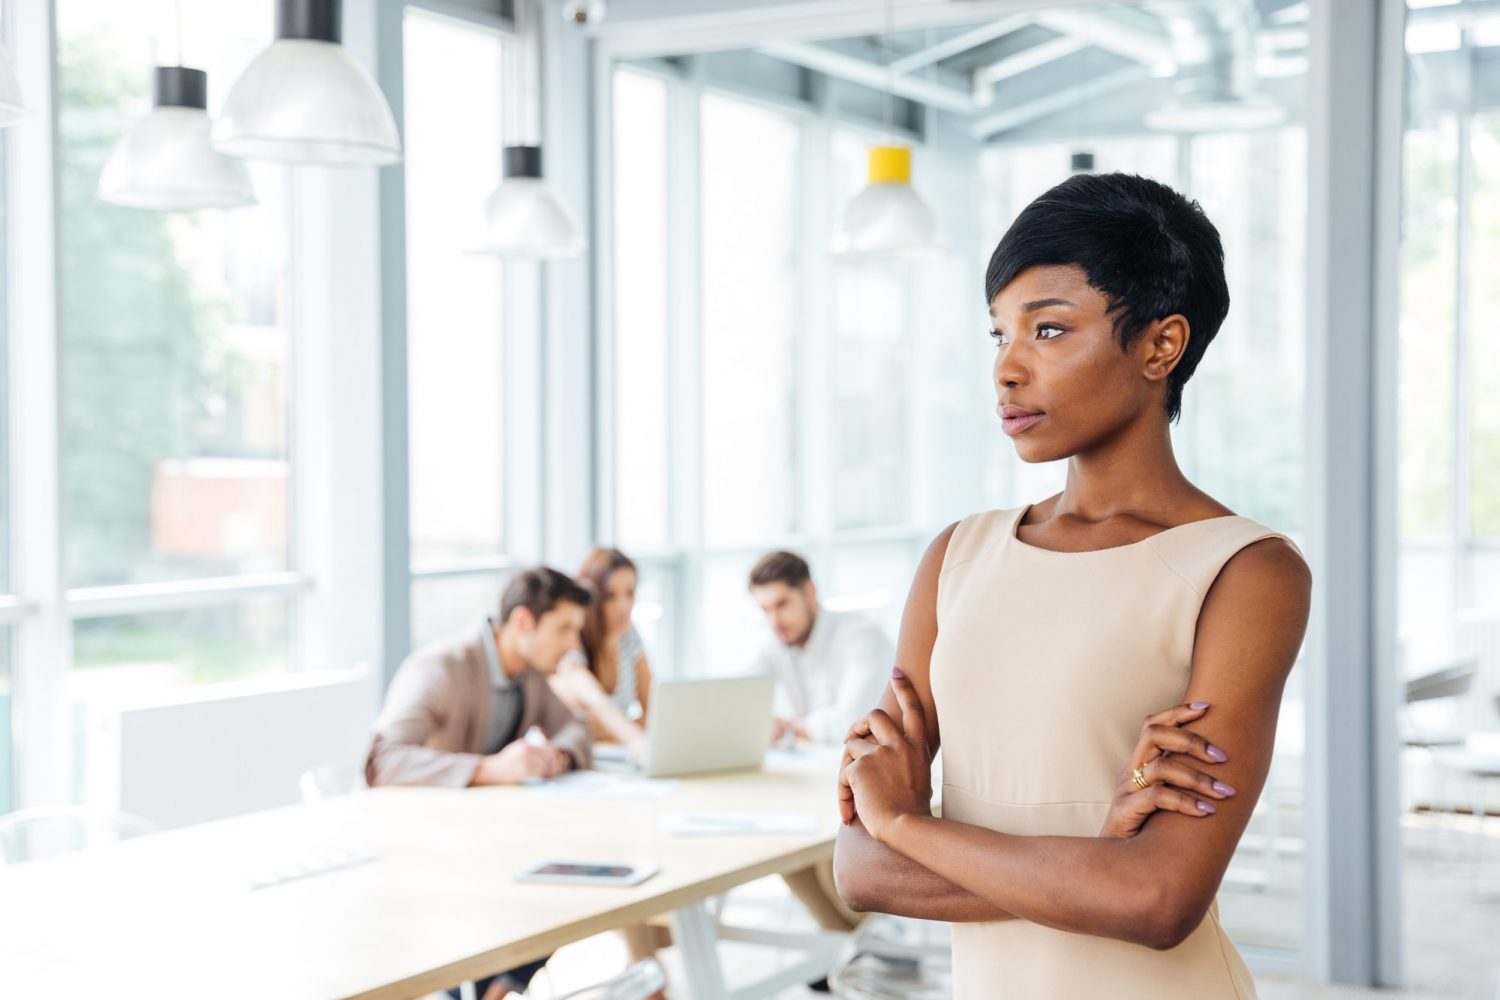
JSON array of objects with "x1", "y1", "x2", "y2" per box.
[{"x1": 0, "y1": 749, "x2": 846, "y2": 1000}]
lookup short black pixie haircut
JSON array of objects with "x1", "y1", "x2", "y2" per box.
[{"x1": 985, "y1": 172, "x2": 1229, "y2": 423}]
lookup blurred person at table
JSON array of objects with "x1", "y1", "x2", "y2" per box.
[
  {"x1": 550, "y1": 547, "x2": 657, "y2": 758},
  {"x1": 366, "y1": 566, "x2": 594, "y2": 1000},
  {"x1": 744, "y1": 550, "x2": 892, "y2": 991},
  {"x1": 746, "y1": 550, "x2": 894, "y2": 747},
  {"x1": 548, "y1": 547, "x2": 673, "y2": 997}
]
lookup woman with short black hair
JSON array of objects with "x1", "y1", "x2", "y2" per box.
[{"x1": 834, "y1": 172, "x2": 1310, "y2": 998}]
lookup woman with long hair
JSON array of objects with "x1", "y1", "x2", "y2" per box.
[
  {"x1": 551, "y1": 547, "x2": 655, "y2": 755},
  {"x1": 834, "y1": 173, "x2": 1311, "y2": 998}
]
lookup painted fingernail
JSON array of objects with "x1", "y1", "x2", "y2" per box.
[
  {"x1": 892, "y1": 667, "x2": 906, "y2": 679},
  {"x1": 1207, "y1": 745, "x2": 1228, "y2": 762},
  {"x1": 1197, "y1": 801, "x2": 1217, "y2": 814},
  {"x1": 1213, "y1": 781, "x2": 1236, "y2": 796},
  {"x1": 1189, "y1": 701, "x2": 1210, "y2": 710}
]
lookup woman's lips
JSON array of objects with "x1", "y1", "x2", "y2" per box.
[{"x1": 999, "y1": 404, "x2": 1044, "y2": 436}]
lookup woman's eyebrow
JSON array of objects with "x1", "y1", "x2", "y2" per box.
[
  {"x1": 1021, "y1": 297, "x2": 1076, "y2": 313},
  {"x1": 989, "y1": 297, "x2": 1078, "y2": 318}
]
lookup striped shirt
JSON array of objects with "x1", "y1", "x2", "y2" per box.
[{"x1": 610, "y1": 625, "x2": 645, "y2": 714}]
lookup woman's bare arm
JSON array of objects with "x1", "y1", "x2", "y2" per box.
[
  {"x1": 847, "y1": 536, "x2": 1311, "y2": 949},
  {"x1": 549, "y1": 657, "x2": 645, "y2": 747},
  {"x1": 635, "y1": 652, "x2": 653, "y2": 725},
  {"x1": 833, "y1": 524, "x2": 1017, "y2": 921}
]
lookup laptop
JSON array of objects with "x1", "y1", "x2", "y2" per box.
[{"x1": 607, "y1": 674, "x2": 776, "y2": 778}]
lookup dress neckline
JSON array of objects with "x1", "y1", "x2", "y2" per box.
[{"x1": 1008, "y1": 503, "x2": 1243, "y2": 555}]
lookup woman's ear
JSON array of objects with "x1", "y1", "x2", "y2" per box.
[{"x1": 1142, "y1": 315, "x2": 1191, "y2": 383}]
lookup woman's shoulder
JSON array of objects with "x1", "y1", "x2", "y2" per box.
[
  {"x1": 939, "y1": 506, "x2": 1027, "y2": 573},
  {"x1": 1146, "y1": 510, "x2": 1308, "y2": 597},
  {"x1": 617, "y1": 624, "x2": 646, "y2": 661}
]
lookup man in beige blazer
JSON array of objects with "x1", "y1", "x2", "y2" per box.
[
  {"x1": 367, "y1": 565, "x2": 593, "y2": 789},
  {"x1": 366, "y1": 566, "x2": 594, "y2": 1000}
]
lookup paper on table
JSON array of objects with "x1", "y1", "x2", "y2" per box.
[
  {"x1": 528, "y1": 770, "x2": 679, "y2": 801},
  {"x1": 663, "y1": 811, "x2": 819, "y2": 836}
]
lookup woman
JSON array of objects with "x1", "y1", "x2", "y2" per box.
[
  {"x1": 834, "y1": 173, "x2": 1311, "y2": 998},
  {"x1": 551, "y1": 548, "x2": 655, "y2": 755}
]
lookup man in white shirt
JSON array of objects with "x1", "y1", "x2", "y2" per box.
[
  {"x1": 747, "y1": 550, "x2": 894, "y2": 745},
  {"x1": 746, "y1": 551, "x2": 890, "y2": 987}
]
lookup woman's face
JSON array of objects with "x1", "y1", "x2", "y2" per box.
[
  {"x1": 989, "y1": 264, "x2": 1179, "y2": 464},
  {"x1": 601, "y1": 567, "x2": 637, "y2": 637}
]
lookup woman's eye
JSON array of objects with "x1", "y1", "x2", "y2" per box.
[
  {"x1": 989, "y1": 329, "x2": 1007, "y2": 346},
  {"x1": 1037, "y1": 324, "x2": 1065, "y2": 340}
]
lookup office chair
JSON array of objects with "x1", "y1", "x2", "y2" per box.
[
  {"x1": 828, "y1": 915, "x2": 951, "y2": 999},
  {"x1": 299, "y1": 762, "x2": 366, "y2": 802}
]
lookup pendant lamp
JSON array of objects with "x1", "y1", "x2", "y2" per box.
[
  {"x1": 476, "y1": 145, "x2": 585, "y2": 258},
  {"x1": 211, "y1": 0, "x2": 400, "y2": 166},
  {"x1": 831, "y1": 145, "x2": 940, "y2": 258},
  {"x1": 474, "y1": 0, "x2": 584, "y2": 258},
  {"x1": 99, "y1": 66, "x2": 256, "y2": 211},
  {"x1": 830, "y1": 0, "x2": 942, "y2": 259}
]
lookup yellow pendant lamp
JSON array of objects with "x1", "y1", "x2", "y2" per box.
[
  {"x1": 831, "y1": 143, "x2": 940, "y2": 258},
  {"x1": 830, "y1": 0, "x2": 942, "y2": 258}
]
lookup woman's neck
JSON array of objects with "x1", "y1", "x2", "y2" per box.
[{"x1": 1053, "y1": 413, "x2": 1205, "y2": 524}]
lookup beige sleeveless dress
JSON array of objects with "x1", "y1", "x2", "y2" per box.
[{"x1": 931, "y1": 504, "x2": 1299, "y2": 999}]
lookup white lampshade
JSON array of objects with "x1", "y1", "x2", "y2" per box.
[
  {"x1": 831, "y1": 145, "x2": 942, "y2": 259},
  {"x1": 99, "y1": 68, "x2": 256, "y2": 211},
  {"x1": 474, "y1": 146, "x2": 585, "y2": 259},
  {"x1": 211, "y1": 0, "x2": 400, "y2": 166},
  {"x1": 0, "y1": 45, "x2": 27, "y2": 127}
]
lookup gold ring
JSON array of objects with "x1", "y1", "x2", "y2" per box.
[{"x1": 1132, "y1": 766, "x2": 1150, "y2": 790}]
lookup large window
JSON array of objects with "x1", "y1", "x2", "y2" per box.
[
  {"x1": 700, "y1": 92, "x2": 801, "y2": 548},
  {"x1": 611, "y1": 68, "x2": 671, "y2": 553},
  {"x1": 829, "y1": 130, "x2": 912, "y2": 532},
  {"x1": 1396, "y1": 11, "x2": 1500, "y2": 995},
  {"x1": 609, "y1": 75, "x2": 936, "y2": 675},
  {"x1": 0, "y1": 629, "x2": 10, "y2": 814},
  {"x1": 1397, "y1": 15, "x2": 1500, "y2": 663},
  {"x1": 403, "y1": 7, "x2": 508, "y2": 648},
  {"x1": 58, "y1": 3, "x2": 291, "y2": 592},
  {"x1": 1467, "y1": 111, "x2": 1500, "y2": 548},
  {"x1": 0, "y1": 11, "x2": 11, "y2": 813},
  {"x1": 53, "y1": 0, "x2": 297, "y2": 759}
]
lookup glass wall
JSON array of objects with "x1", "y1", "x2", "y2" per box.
[
  {"x1": 0, "y1": 0, "x2": 11, "y2": 814},
  {"x1": 1397, "y1": 6, "x2": 1500, "y2": 994},
  {"x1": 699, "y1": 92, "x2": 802, "y2": 550},
  {"x1": 52, "y1": 0, "x2": 296, "y2": 797},
  {"x1": 612, "y1": 68, "x2": 672, "y2": 553},
  {"x1": 609, "y1": 68, "x2": 936, "y2": 677},
  {"x1": 57, "y1": 1, "x2": 291, "y2": 592},
  {"x1": 403, "y1": 7, "x2": 509, "y2": 646}
]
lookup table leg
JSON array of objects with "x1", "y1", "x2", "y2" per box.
[{"x1": 673, "y1": 900, "x2": 730, "y2": 1000}]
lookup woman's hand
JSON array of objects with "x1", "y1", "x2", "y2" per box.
[
  {"x1": 1099, "y1": 701, "x2": 1236, "y2": 839},
  {"x1": 840, "y1": 668, "x2": 933, "y2": 843}
]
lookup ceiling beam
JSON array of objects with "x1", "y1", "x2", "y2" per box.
[
  {"x1": 970, "y1": 62, "x2": 1151, "y2": 138},
  {"x1": 887, "y1": 13, "x2": 1033, "y2": 75},
  {"x1": 756, "y1": 40, "x2": 978, "y2": 115},
  {"x1": 591, "y1": 0, "x2": 1107, "y2": 63},
  {"x1": 1032, "y1": 9, "x2": 1172, "y2": 67},
  {"x1": 972, "y1": 33, "x2": 1090, "y2": 105}
]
